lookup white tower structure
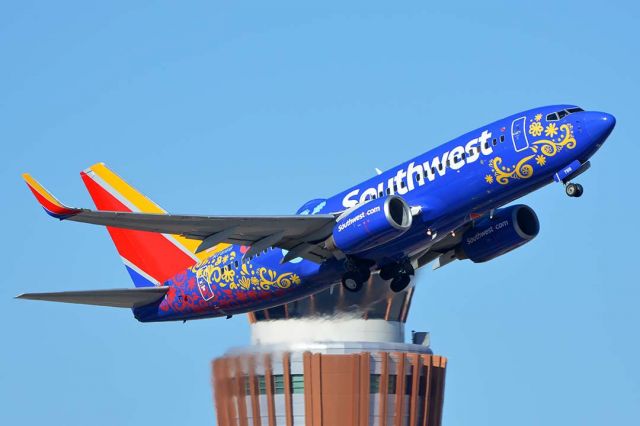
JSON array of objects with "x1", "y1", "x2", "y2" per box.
[{"x1": 212, "y1": 275, "x2": 447, "y2": 426}]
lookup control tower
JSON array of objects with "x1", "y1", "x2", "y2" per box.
[{"x1": 211, "y1": 275, "x2": 447, "y2": 426}]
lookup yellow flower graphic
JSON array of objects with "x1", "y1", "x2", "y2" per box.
[
  {"x1": 485, "y1": 174, "x2": 494, "y2": 184},
  {"x1": 221, "y1": 268, "x2": 235, "y2": 282},
  {"x1": 534, "y1": 113, "x2": 542, "y2": 122},
  {"x1": 535, "y1": 155, "x2": 546, "y2": 166},
  {"x1": 544, "y1": 123, "x2": 558, "y2": 137},
  {"x1": 529, "y1": 121, "x2": 543, "y2": 137},
  {"x1": 291, "y1": 274, "x2": 301, "y2": 285}
]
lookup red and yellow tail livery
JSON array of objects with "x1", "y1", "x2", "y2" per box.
[{"x1": 79, "y1": 163, "x2": 202, "y2": 287}]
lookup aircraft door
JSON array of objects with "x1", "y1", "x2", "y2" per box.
[{"x1": 511, "y1": 116, "x2": 530, "y2": 152}]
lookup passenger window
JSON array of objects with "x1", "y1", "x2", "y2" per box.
[
  {"x1": 378, "y1": 191, "x2": 383, "y2": 198},
  {"x1": 431, "y1": 167, "x2": 436, "y2": 174},
  {"x1": 492, "y1": 138, "x2": 497, "y2": 146},
  {"x1": 500, "y1": 135, "x2": 505, "y2": 142},
  {"x1": 234, "y1": 261, "x2": 239, "y2": 268},
  {"x1": 386, "y1": 188, "x2": 391, "y2": 195}
]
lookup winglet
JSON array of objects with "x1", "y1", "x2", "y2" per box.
[{"x1": 22, "y1": 173, "x2": 81, "y2": 219}]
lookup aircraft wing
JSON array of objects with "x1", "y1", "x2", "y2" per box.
[
  {"x1": 23, "y1": 174, "x2": 337, "y2": 263},
  {"x1": 15, "y1": 286, "x2": 170, "y2": 308}
]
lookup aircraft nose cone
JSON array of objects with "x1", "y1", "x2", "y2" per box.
[{"x1": 586, "y1": 111, "x2": 616, "y2": 143}]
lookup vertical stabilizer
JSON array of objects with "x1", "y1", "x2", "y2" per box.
[{"x1": 80, "y1": 163, "x2": 202, "y2": 287}]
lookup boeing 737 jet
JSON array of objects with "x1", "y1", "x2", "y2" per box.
[{"x1": 19, "y1": 105, "x2": 615, "y2": 322}]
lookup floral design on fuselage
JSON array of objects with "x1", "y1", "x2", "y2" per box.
[
  {"x1": 191, "y1": 248, "x2": 301, "y2": 301},
  {"x1": 530, "y1": 123, "x2": 576, "y2": 157},
  {"x1": 486, "y1": 113, "x2": 577, "y2": 185},
  {"x1": 489, "y1": 155, "x2": 536, "y2": 185}
]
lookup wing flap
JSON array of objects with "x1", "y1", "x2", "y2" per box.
[{"x1": 15, "y1": 286, "x2": 170, "y2": 308}]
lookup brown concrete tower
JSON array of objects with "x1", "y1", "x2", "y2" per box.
[{"x1": 211, "y1": 275, "x2": 447, "y2": 426}]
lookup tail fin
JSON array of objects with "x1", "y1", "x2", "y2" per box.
[{"x1": 80, "y1": 163, "x2": 202, "y2": 287}]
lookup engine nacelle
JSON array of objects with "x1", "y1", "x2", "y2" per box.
[
  {"x1": 457, "y1": 205, "x2": 540, "y2": 263},
  {"x1": 328, "y1": 195, "x2": 413, "y2": 255}
]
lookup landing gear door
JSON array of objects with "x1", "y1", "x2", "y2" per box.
[{"x1": 511, "y1": 116, "x2": 530, "y2": 152}]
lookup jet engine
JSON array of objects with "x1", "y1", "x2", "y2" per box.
[
  {"x1": 456, "y1": 204, "x2": 540, "y2": 263},
  {"x1": 327, "y1": 195, "x2": 413, "y2": 254}
]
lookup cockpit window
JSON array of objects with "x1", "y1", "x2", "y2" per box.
[{"x1": 546, "y1": 107, "x2": 584, "y2": 121}]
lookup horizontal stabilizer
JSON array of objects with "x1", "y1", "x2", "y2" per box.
[{"x1": 15, "y1": 286, "x2": 169, "y2": 308}]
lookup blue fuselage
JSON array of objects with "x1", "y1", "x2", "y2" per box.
[{"x1": 133, "y1": 105, "x2": 615, "y2": 322}]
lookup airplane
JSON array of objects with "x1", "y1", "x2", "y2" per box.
[{"x1": 18, "y1": 105, "x2": 615, "y2": 322}]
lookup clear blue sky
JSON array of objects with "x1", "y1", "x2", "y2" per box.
[{"x1": 1, "y1": 1, "x2": 639, "y2": 425}]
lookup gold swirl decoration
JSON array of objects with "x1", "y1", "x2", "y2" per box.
[
  {"x1": 491, "y1": 155, "x2": 536, "y2": 185},
  {"x1": 256, "y1": 267, "x2": 300, "y2": 291},
  {"x1": 531, "y1": 124, "x2": 576, "y2": 157},
  {"x1": 191, "y1": 249, "x2": 302, "y2": 293},
  {"x1": 487, "y1": 118, "x2": 579, "y2": 186}
]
